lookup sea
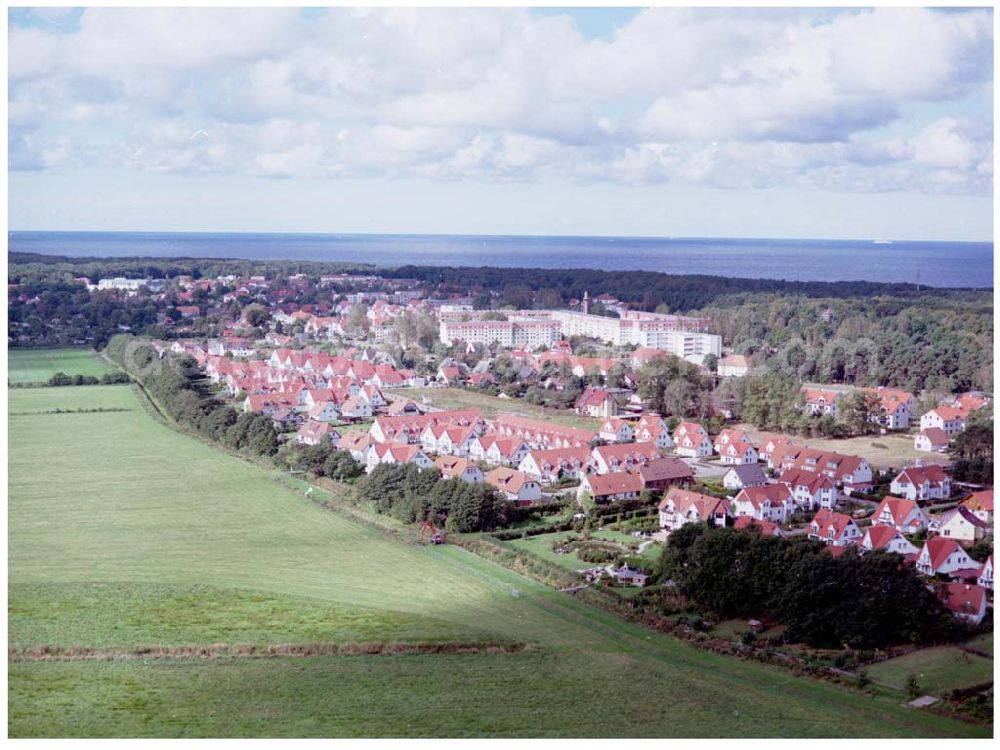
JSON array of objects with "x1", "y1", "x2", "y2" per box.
[{"x1": 7, "y1": 231, "x2": 994, "y2": 289}]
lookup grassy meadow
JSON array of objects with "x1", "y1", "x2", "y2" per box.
[
  {"x1": 8, "y1": 348, "x2": 109, "y2": 383},
  {"x1": 7, "y1": 384, "x2": 989, "y2": 737},
  {"x1": 403, "y1": 386, "x2": 602, "y2": 430},
  {"x1": 863, "y1": 647, "x2": 994, "y2": 696}
]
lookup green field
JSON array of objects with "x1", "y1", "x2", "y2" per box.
[
  {"x1": 964, "y1": 632, "x2": 994, "y2": 656},
  {"x1": 8, "y1": 348, "x2": 109, "y2": 383},
  {"x1": 7, "y1": 384, "x2": 988, "y2": 737},
  {"x1": 403, "y1": 386, "x2": 602, "y2": 430},
  {"x1": 864, "y1": 647, "x2": 994, "y2": 695}
]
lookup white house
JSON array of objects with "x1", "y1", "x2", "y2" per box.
[
  {"x1": 941, "y1": 583, "x2": 987, "y2": 625},
  {"x1": 365, "y1": 443, "x2": 434, "y2": 473},
  {"x1": 722, "y1": 464, "x2": 768, "y2": 492},
  {"x1": 890, "y1": 465, "x2": 951, "y2": 502},
  {"x1": 914, "y1": 428, "x2": 950, "y2": 453},
  {"x1": 731, "y1": 485, "x2": 793, "y2": 524},
  {"x1": 434, "y1": 455, "x2": 485, "y2": 484},
  {"x1": 808, "y1": 510, "x2": 861, "y2": 547},
  {"x1": 915, "y1": 537, "x2": 978, "y2": 577},
  {"x1": 672, "y1": 422, "x2": 712, "y2": 458},
  {"x1": 977, "y1": 554, "x2": 993, "y2": 591},
  {"x1": 935, "y1": 506, "x2": 989, "y2": 543},
  {"x1": 920, "y1": 405, "x2": 965, "y2": 436},
  {"x1": 871, "y1": 497, "x2": 929, "y2": 535},
  {"x1": 598, "y1": 417, "x2": 635, "y2": 444},
  {"x1": 485, "y1": 467, "x2": 543, "y2": 504},
  {"x1": 861, "y1": 525, "x2": 919, "y2": 556},
  {"x1": 658, "y1": 487, "x2": 731, "y2": 534}
]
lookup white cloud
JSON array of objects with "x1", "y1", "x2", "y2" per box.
[{"x1": 7, "y1": 7, "x2": 994, "y2": 197}]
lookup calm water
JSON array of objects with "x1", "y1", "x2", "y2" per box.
[{"x1": 7, "y1": 231, "x2": 994, "y2": 288}]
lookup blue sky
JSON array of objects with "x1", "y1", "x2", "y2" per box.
[{"x1": 8, "y1": 6, "x2": 994, "y2": 240}]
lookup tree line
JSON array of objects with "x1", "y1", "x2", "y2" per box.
[
  {"x1": 657, "y1": 523, "x2": 963, "y2": 649},
  {"x1": 105, "y1": 334, "x2": 279, "y2": 458}
]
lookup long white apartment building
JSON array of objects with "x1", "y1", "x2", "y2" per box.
[
  {"x1": 439, "y1": 316, "x2": 562, "y2": 348},
  {"x1": 440, "y1": 308, "x2": 721, "y2": 361}
]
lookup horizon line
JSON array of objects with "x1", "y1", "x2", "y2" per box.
[{"x1": 8, "y1": 229, "x2": 994, "y2": 245}]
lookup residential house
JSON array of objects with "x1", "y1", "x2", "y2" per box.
[
  {"x1": 578, "y1": 472, "x2": 645, "y2": 504},
  {"x1": 959, "y1": 490, "x2": 993, "y2": 526},
  {"x1": 598, "y1": 417, "x2": 635, "y2": 444},
  {"x1": 808, "y1": 510, "x2": 861, "y2": 547},
  {"x1": 779, "y1": 468, "x2": 838, "y2": 511},
  {"x1": 637, "y1": 457, "x2": 694, "y2": 492},
  {"x1": 434, "y1": 455, "x2": 485, "y2": 484},
  {"x1": 614, "y1": 565, "x2": 649, "y2": 587},
  {"x1": 672, "y1": 421, "x2": 712, "y2": 458},
  {"x1": 518, "y1": 446, "x2": 592, "y2": 484},
  {"x1": 717, "y1": 354, "x2": 750, "y2": 378},
  {"x1": 575, "y1": 388, "x2": 618, "y2": 419},
  {"x1": 861, "y1": 387, "x2": 915, "y2": 430},
  {"x1": 722, "y1": 463, "x2": 768, "y2": 492},
  {"x1": 914, "y1": 428, "x2": 950, "y2": 453},
  {"x1": 861, "y1": 525, "x2": 919, "y2": 556},
  {"x1": 934, "y1": 506, "x2": 989, "y2": 543},
  {"x1": 470, "y1": 435, "x2": 531, "y2": 467},
  {"x1": 337, "y1": 431, "x2": 372, "y2": 462},
  {"x1": 308, "y1": 401, "x2": 341, "y2": 424},
  {"x1": 890, "y1": 465, "x2": 951, "y2": 502},
  {"x1": 977, "y1": 554, "x2": 993, "y2": 591},
  {"x1": 485, "y1": 468, "x2": 543, "y2": 505},
  {"x1": 802, "y1": 386, "x2": 841, "y2": 417},
  {"x1": 718, "y1": 439, "x2": 759, "y2": 466},
  {"x1": 713, "y1": 428, "x2": 751, "y2": 454},
  {"x1": 871, "y1": 497, "x2": 929, "y2": 535},
  {"x1": 940, "y1": 583, "x2": 987, "y2": 625},
  {"x1": 731, "y1": 485, "x2": 793, "y2": 524},
  {"x1": 365, "y1": 443, "x2": 434, "y2": 473},
  {"x1": 920, "y1": 405, "x2": 966, "y2": 435},
  {"x1": 658, "y1": 487, "x2": 731, "y2": 534},
  {"x1": 591, "y1": 442, "x2": 660, "y2": 475},
  {"x1": 339, "y1": 395, "x2": 372, "y2": 422},
  {"x1": 915, "y1": 537, "x2": 978, "y2": 576},
  {"x1": 295, "y1": 421, "x2": 340, "y2": 447}
]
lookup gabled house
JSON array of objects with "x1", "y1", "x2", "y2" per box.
[
  {"x1": 914, "y1": 428, "x2": 950, "y2": 453},
  {"x1": 915, "y1": 537, "x2": 977, "y2": 576},
  {"x1": 296, "y1": 421, "x2": 341, "y2": 447},
  {"x1": 434, "y1": 455, "x2": 485, "y2": 484},
  {"x1": 637, "y1": 457, "x2": 694, "y2": 492},
  {"x1": 733, "y1": 516, "x2": 783, "y2": 537},
  {"x1": 578, "y1": 472, "x2": 645, "y2": 504},
  {"x1": 890, "y1": 465, "x2": 951, "y2": 502},
  {"x1": 940, "y1": 583, "x2": 987, "y2": 625},
  {"x1": 959, "y1": 490, "x2": 993, "y2": 526},
  {"x1": 731, "y1": 485, "x2": 793, "y2": 524},
  {"x1": 722, "y1": 463, "x2": 768, "y2": 492},
  {"x1": 718, "y1": 439, "x2": 759, "y2": 466},
  {"x1": 598, "y1": 417, "x2": 635, "y2": 444},
  {"x1": 920, "y1": 405, "x2": 966, "y2": 435},
  {"x1": 575, "y1": 388, "x2": 618, "y2": 419},
  {"x1": 518, "y1": 446, "x2": 592, "y2": 484},
  {"x1": 672, "y1": 422, "x2": 712, "y2": 458},
  {"x1": 591, "y1": 442, "x2": 660, "y2": 475},
  {"x1": 658, "y1": 487, "x2": 731, "y2": 534},
  {"x1": 470, "y1": 435, "x2": 531, "y2": 467},
  {"x1": 779, "y1": 468, "x2": 838, "y2": 511},
  {"x1": 861, "y1": 525, "x2": 919, "y2": 556},
  {"x1": 365, "y1": 442, "x2": 434, "y2": 473},
  {"x1": 871, "y1": 497, "x2": 929, "y2": 535},
  {"x1": 934, "y1": 506, "x2": 989, "y2": 543},
  {"x1": 808, "y1": 510, "x2": 861, "y2": 547},
  {"x1": 337, "y1": 430, "x2": 372, "y2": 462},
  {"x1": 485, "y1": 467, "x2": 543, "y2": 505},
  {"x1": 977, "y1": 554, "x2": 993, "y2": 591}
]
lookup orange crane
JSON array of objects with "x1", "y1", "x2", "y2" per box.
[{"x1": 418, "y1": 520, "x2": 446, "y2": 545}]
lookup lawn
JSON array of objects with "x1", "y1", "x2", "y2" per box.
[
  {"x1": 8, "y1": 348, "x2": 109, "y2": 383},
  {"x1": 863, "y1": 646, "x2": 994, "y2": 695},
  {"x1": 402, "y1": 386, "x2": 602, "y2": 430},
  {"x1": 7, "y1": 385, "x2": 987, "y2": 737},
  {"x1": 737, "y1": 424, "x2": 925, "y2": 470},
  {"x1": 964, "y1": 632, "x2": 994, "y2": 656}
]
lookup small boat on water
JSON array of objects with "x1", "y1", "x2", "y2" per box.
[{"x1": 872, "y1": 239, "x2": 893, "y2": 245}]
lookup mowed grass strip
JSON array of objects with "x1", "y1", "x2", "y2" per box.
[
  {"x1": 7, "y1": 385, "x2": 988, "y2": 738},
  {"x1": 8, "y1": 650, "x2": 990, "y2": 739},
  {"x1": 9, "y1": 582, "x2": 496, "y2": 649},
  {"x1": 864, "y1": 647, "x2": 994, "y2": 695},
  {"x1": 8, "y1": 348, "x2": 109, "y2": 383}
]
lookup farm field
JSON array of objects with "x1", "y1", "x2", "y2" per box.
[
  {"x1": 8, "y1": 347, "x2": 109, "y2": 383},
  {"x1": 402, "y1": 386, "x2": 602, "y2": 430},
  {"x1": 7, "y1": 384, "x2": 988, "y2": 738},
  {"x1": 863, "y1": 646, "x2": 994, "y2": 695},
  {"x1": 737, "y1": 423, "x2": 925, "y2": 470}
]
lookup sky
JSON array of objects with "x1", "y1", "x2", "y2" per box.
[{"x1": 7, "y1": 6, "x2": 995, "y2": 240}]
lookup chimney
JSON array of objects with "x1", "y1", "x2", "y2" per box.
[{"x1": 582, "y1": 291, "x2": 590, "y2": 315}]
